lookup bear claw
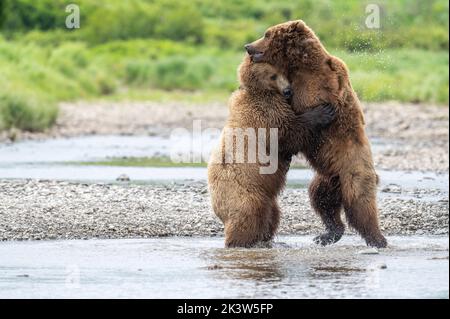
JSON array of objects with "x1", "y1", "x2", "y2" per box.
[{"x1": 365, "y1": 236, "x2": 388, "y2": 248}]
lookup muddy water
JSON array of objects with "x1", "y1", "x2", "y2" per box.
[{"x1": 0, "y1": 236, "x2": 447, "y2": 299}]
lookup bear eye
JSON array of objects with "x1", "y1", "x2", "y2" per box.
[
  {"x1": 264, "y1": 31, "x2": 271, "y2": 38},
  {"x1": 270, "y1": 74, "x2": 277, "y2": 81}
]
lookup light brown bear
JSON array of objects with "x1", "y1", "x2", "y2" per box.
[
  {"x1": 245, "y1": 20, "x2": 387, "y2": 248},
  {"x1": 208, "y1": 56, "x2": 335, "y2": 248}
]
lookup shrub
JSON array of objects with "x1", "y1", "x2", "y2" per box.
[
  {"x1": 153, "y1": 56, "x2": 214, "y2": 90},
  {"x1": 0, "y1": 0, "x2": 68, "y2": 32},
  {"x1": 125, "y1": 60, "x2": 154, "y2": 85},
  {"x1": 153, "y1": 4, "x2": 205, "y2": 44},
  {"x1": 1, "y1": 0, "x2": 448, "y2": 51},
  {"x1": 0, "y1": 92, "x2": 58, "y2": 131},
  {"x1": 83, "y1": 0, "x2": 204, "y2": 44},
  {"x1": 83, "y1": 1, "x2": 159, "y2": 44}
]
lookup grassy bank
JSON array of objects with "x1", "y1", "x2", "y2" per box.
[
  {"x1": 0, "y1": 38, "x2": 447, "y2": 106},
  {"x1": 0, "y1": 0, "x2": 448, "y2": 132}
]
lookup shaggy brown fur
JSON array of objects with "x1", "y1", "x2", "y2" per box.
[
  {"x1": 245, "y1": 20, "x2": 387, "y2": 248},
  {"x1": 208, "y1": 57, "x2": 335, "y2": 248}
]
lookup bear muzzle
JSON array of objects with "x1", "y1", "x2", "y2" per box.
[{"x1": 244, "y1": 44, "x2": 264, "y2": 62}]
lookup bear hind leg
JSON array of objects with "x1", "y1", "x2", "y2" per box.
[
  {"x1": 309, "y1": 174, "x2": 345, "y2": 246},
  {"x1": 341, "y1": 172, "x2": 387, "y2": 248},
  {"x1": 224, "y1": 201, "x2": 274, "y2": 248}
]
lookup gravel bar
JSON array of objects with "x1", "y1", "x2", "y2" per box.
[{"x1": 0, "y1": 179, "x2": 447, "y2": 241}]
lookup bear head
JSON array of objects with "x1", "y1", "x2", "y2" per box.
[
  {"x1": 238, "y1": 55, "x2": 292, "y2": 100},
  {"x1": 244, "y1": 20, "x2": 330, "y2": 74}
]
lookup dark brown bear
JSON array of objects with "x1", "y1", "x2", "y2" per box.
[
  {"x1": 245, "y1": 20, "x2": 387, "y2": 248},
  {"x1": 208, "y1": 56, "x2": 335, "y2": 248}
]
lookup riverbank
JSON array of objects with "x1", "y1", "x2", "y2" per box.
[
  {"x1": 0, "y1": 101, "x2": 448, "y2": 241},
  {"x1": 1, "y1": 101, "x2": 448, "y2": 172}
]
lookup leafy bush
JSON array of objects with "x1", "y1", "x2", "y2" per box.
[
  {"x1": 125, "y1": 60, "x2": 154, "y2": 85},
  {"x1": 0, "y1": 92, "x2": 58, "y2": 131},
  {"x1": 0, "y1": 0, "x2": 68, "y2": 31},
  {"x1": 0, "y1": 0, "x2": 448, "y2": 132},
  {"x1": 1, "y1": 0, "x2": 448, "y2": 51},
  {"x1": 153, "y1": 56, "x2": 214, "y2": 90},
  {"x1": 153, "y1": 3, "x2": 205, "y2": 44},
  {"x1": 83, "y1": 1, "x2": 158, "y2": 44},
  {"x1": 82, "y1": 0, "x2": 204, "y2": 44}
]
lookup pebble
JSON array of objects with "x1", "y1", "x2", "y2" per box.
[
  {"x1": 116, "y1": 174, "x2": 130, "y2": 182},
  {"x1": 207, "y1": 265, "x2": 223, "y2": 270},
  {"x1": 382, "y1": 184, "x2": 402, "y2": 193},
  {"x1": 0, "y1": 179, "x2": 447, "y2": 240}
]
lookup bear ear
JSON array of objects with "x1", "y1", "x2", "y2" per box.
[
  {"x1": 289, "y1": 20, "x2": 307, "y2": 34},
  {"x1": 287, "y1": 21, "x2": 300, "y2": 33}
]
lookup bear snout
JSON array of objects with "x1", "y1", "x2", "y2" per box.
[
  {"x1": 245, "y1": 44, "x2": 264, "y2": 61},
  {"x1": 244, "y1": 44, "x2": 255, "y2": 54}
]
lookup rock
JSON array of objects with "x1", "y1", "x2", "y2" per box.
[
  {"x1": 293, "y1": 223, "x2": 306, "y2": 231},
  {"x1": 207, "y1": 264, "x2": 223, "y2": 270},
  {"x1": 382, "y1": 184, "x2": 402, "y2": 193},
  {"x1": 116, "y1": 174, "x2": 130, "y2": 182}
]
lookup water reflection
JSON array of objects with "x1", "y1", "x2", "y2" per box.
[
  {"x1": 201, "y1": 244, "x2": 381, "y2": 298},
  {"x1": 205, "y1": 248, "x2": 285, "y2": 282},
  {"x1": 0, "y1": 236, "x2": 447, "y2": 298}
]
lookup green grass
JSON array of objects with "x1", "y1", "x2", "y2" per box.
[
  {"x1": 0, "y1": 91, "x2": 57, "y2": 131},
  {"x1": 97, "y1": 88, "x2": 230, "y2": 104},
  {"x1": 333, "y1": 49, "x2": 450, "y2": 103},
  {"x1": 2, "y1": 0, "x2": 448, "y2": 51},
  {"x1": 0, "y1": 0, "x2": 448, "y2": 132},
  {"x1": 74, "y1": 157, "x2": 207, "y2": 168},
  {"x1": 0, "y1": 38, "x2": 447, "y2": 132},
  {"x1": 71, "y1": 156, "x2": 310, "y2": 168}
]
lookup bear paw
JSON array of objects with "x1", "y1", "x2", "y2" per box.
[{"x1": 313, "y1": 231, "x2": 343, "y2": 246}]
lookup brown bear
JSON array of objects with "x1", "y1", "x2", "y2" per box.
[
  {"x1": 208, "y1": 56, "x2": 335, "y2": 248},
  {"x1": 244, "y1": 20, "x2": 387, "y2": 248}
]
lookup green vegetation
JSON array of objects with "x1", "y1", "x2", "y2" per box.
[
  {"x1": 2, "y1": 0, "x2": 448, "y2": 50},
  {"x1": 336, "y1": 49, "x2": 449, "y2": 103},
  {"x1": 71, "y1": 156, "x2": 308, "y2": 168},
  {"x1": 0, "y1": 91, "x2": 57, "y2": 132},
  {"x1": 74, "y1": 156, "x2": 207, "y2": 168},
  {"x1": 0, "y1": 0, "x2": 448, "y2": 131}
]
